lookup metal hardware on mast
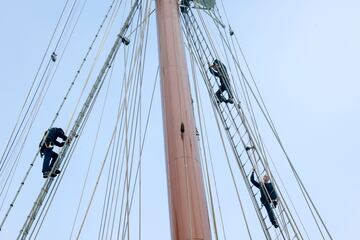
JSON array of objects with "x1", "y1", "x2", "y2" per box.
[
  {"x1": 17, "y1": 1, "x2": 141, "y2": 239},
  {"x1": 156, "y1": 0, "x2": 212, "y2": 239}
]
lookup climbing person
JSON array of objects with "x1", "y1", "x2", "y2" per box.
[
  {"x1": 51, "y1": 52, "x2": 57, "y2": 62},
  {"x1": 250, "y1": 170, "x2": 279, "y2": 228},
  {"x1": 209, "y1": 59, "x2": 234, "y2": 104},
  {"x1": 179, "y1": 0, "x2": 191, "y2": 13},
  {"x1": 39, "y1": 127, "x2": 68, "y2": 178}
]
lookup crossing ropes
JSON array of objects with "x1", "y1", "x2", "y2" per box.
[
  {"x1": 181, "y1": 7, "x2": 302, "y2": 240},
  {"x1": 16, "y1": 1, "x2": 141, "y2": 239}
]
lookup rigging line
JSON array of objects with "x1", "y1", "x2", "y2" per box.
[
  {"x1": 223, "y1": 31, "x2": 269, "y2": 169},
  {"x1": 53, "y1": 0, "x2": 81, "y2": 51},
  {"x1": 181, "y1": 13, "x2": 275, "y2": 238},
  {"x1": 0, "y1": 51, "x2": 60, "y2": 198},
  {"x1": 114, "y1": 13, "x2": 144, "y2": 239},
  {"x1": 110, "y1": 116, "x2": 129, "y2": 240},
  {"x1": 68, "y1": 62, "x2": 114, "y2": 240},
  {"x1": 197, "y1": 10, "x2": 300, "y2": 237},
  {"x1": 57, "y1": 0, "x2": 120, "y2": 124},
  {"x1": 28, "y1": 81, "x2": 96, "y2": 239},
  {"x1": 110, "y1": 64, "x2": 156, "y2": 240},
  {"x1": 75, "y1": 96, "x2": 127, "y2": 239},
  {"x1": 202, "y1": 6, "x2": 276, "y2": 201},
  {"x1": 0, "y1": 60, "x2": 56, "y2": 207},
  {"x1": 98, "y1": 134, "x2": 118, "y2": 240},
  {"x1": 81, "y1": 3, "x2": 148, "y2": 236},
  {"x1": 100, "y1": 44, "x2": 130, "y2": 240},
  {"x1": 104, "y1": 126, "x2": 122, "y2": 240},
  {"x1": 73, "y1": 9, "x2": 142, "y2": 237},
  {"x1": 100, "y1": 96, "x2": 128, "y2": 240},
  {"x1": 65, "y1": 0, "x2": 124, "y2": 132},
  {"x1": 0, "y1": 0, "x2": 118, "y2": 226},
  {"x1": 196, "y1": 8, "x2": 265, "y2": 158},
  {"x1": 211, "y1": 13, "x2": 316, "y2": 238},
  {"x1": 201, "y1": 9, "x2": 269, "y2": 162},
  {"x1": 253, "y1": 136, "x2": 311, "y2": 238},
  {"x1": 127, "y1": 8, "x2": 155, "y2": 37},
  {"x1": 228, "y1": 30, "x2": 332, "y2": 239},
  {"x1": 190, "y1": 55, "x2": 222, "y2": 240},
  {"x1": 31, "y1": 108, "x2": 90, "y2": 240},
  {"x1": 182, "y1": 27, "x2": 253, "y2": 238},
  {"x1": 0, "y1": 0, "x2": 73, "y2": 170},
  {"x1": 12, "y1": 0, "x2": 115, "y2": 187},
  {"x1": 114, "y1": 70, "x2": 160, "y2": 231},
  {"x1": 212, "y1": 25, "x2": 292, "y2": 235},
  {"x1": 208, "y1": 27, "x2": 296, "y2": 236},
  {"x1": 28, "y1": 53, "x2": 112, "y2": 239},
  {"x1": 211, "y1": 97, "x2": 255, "y2": 239},
  {"x1": 119, "y1": 27, "x2": 149, "y2": 240},
  {"x1": 0, "y1": 59, "x2": 53, "y2": 175},
  {"x1": 190, "y1": 48, "x2": 253, "y2": 239},
  {"x1": 107, "y1": 46, "x2": 135, "y2": 240},
  {"x1": 2, "y1": 0, "x2": 85, "y2": 182},
  {"x1": 106, "y1": 20, "x2": 154, "y2": 235},
  {"x1": 110, "y1": 62, "x2": 140, "y2": 238},
  {"x1": 30, "y1": 58, "x2": 113, "y2": 239},
  {"x1": 18, "y1": 3, "x2": 141, "y2": 238}
]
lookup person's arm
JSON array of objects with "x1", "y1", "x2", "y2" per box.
[
  {"x1": 39, "y1": 145, "x2": 45, "y2": 157},
  {"x1": 209, "y1": 65, "x2": 220, "y2": 77},
  {"x1": 53, "y1": 140, "x2": 65, "y2": 147},
  {"x1": 269, "y1": 183, "x2": 278, "y2": 200},
  {"x1": 56, "y1": 128, "x2": 68, "y2": 141},
  {"x1": 250, "y1": 172, "x2": 261, "y2": 188}
]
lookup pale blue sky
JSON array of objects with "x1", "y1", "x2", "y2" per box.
[{"x1": 0, "y1": 0, "x2": 359, "y2": 239}]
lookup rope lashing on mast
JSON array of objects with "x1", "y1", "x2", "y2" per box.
[
  {"x1": 15, "y1": 2, "x2": 141, "y2": 239},
  {"x1": 180, "y1": 7, "x2": 303, "y2": 239}
]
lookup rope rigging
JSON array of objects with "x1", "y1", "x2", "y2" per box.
[
  {"x1": 0, "y1": 0, "x2": 125, "y2": 232},
  {"x1": 0, "y1": 0, "x2": 335, "y2": 239},
  {"x1": 28, "y1": 1, "x2": 155, "y2": 238},
  {"x1": 180, "y1": 4, "x2": 304, "y2": 239},
  {"x1": 208, "y1": 3, "x2": 333, "y2": 239},
  {"x1": 13, "y1": 2, "x2": 142, "y2": 239}
]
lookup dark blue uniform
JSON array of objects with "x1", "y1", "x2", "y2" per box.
[
  {"x1": 209, "y1": 59, "x2": 234, "y2": 103},
  {"x1": 250, "y1": 172, "x2": 278, "y2": 227},
  {"x1": 39, "y1": 128, "x2": 67, "y2": 176}
]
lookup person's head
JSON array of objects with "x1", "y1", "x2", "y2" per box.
[
  {"x1": 214, "y1": 59, "x2": 221, "y2": 67},
  {"x1": 263, "y1": 175, "x2": 270, "y2": 183}
]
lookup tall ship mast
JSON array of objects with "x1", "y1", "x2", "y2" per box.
[{"x1": 0, "y1": 0, "x2": 335, "y2": 239}]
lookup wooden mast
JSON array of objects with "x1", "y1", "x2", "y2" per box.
[{"x1": 155, "y1": 0, "x2": 212, "y2": 239}]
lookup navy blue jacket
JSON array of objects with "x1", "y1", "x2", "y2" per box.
[
  {"x1": 209, "y1": 60, "x2": 230, "y2": 86},
  {"x1": 39, "y1": 128, "x2": 67, "y2": 155},
  {"x1": 250, "y1": 172, "x2": 277, "y2": 202}
]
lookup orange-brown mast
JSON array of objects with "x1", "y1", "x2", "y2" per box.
[{"x1": 155, "y1": 0, "x2": 212, "y2": 239}]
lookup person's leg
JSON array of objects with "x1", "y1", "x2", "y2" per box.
[
  {"x1": 262, "y1": 198, "x2": 278, "y2": 227},
  {"x1": 223, "y1": 81, "x2": 234, "y2": 103},
  {"x1": 49, "y1": 151, "x2": 58, "y2": 170},
  {"x1": 42, "y1": 148, "x2": 52, "y2": 173},
  {"x1": 216, "y1": 84, "x2": 226, "y2": 102}
]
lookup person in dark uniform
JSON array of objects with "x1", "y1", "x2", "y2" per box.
[
  {"x1": 180, "y1": 0, "x2": 191, "y2": 13},
  {"x1": 209, "y1": 59, "x2": 234, "y2": 104},
  {"x1": 39, "y1": 127, "x2": 68, "y2": 178},
  {"x1": 250, "y1": 171, "x2": 279, "y2": 228}
]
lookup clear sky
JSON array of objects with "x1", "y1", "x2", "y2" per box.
[{"x1": 0, "y1": 0, "x2": 359, "y2": 239}]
